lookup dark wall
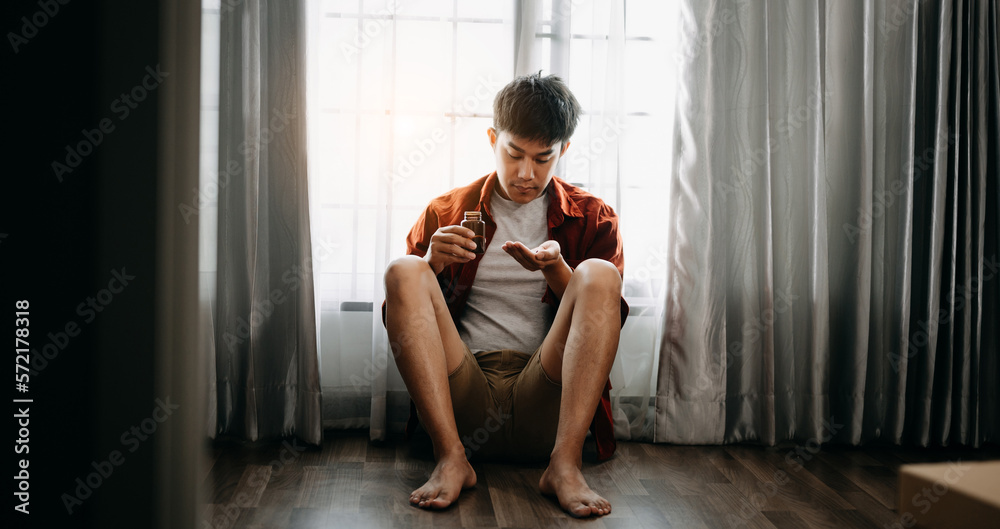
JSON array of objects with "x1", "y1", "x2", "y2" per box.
[{"x1": 7, "y1": 1, "x2": 163, "y2": 527}]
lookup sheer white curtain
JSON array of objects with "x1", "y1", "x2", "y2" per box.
[
  {"x1": 306, "y1": 0, "x2": 679, "y2": 441},
  {"x1": 306, "y1": 0, "x2": 517, "y2": 438}
]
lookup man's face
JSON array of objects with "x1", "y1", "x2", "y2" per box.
[{"x1": 488, "y1": 128, "x2": 570, "y2": 204}]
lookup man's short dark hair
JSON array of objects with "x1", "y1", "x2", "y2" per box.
[{"x1": 493, "y1": 72, "x2": 581, "y2": 146}]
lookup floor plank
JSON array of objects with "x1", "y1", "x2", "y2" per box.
[
  {"x1": 204, "y1": 431, "x2": 999, "y2": 528},
  {"x1": 815, "y1": 450, "x2": 897, "y2": 509},
  {"x1": 727, "y1": 445, "x2": 855, "y2": 513},
  {"x1": 700, "y1": 482, "x2": 779, "y2": 529}
]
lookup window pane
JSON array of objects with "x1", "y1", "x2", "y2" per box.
[
  {"x1": 389, "y1": 206, "x2": 423, "y2": 258},
  {"x1": 562, "y1": 116, "x2": 592, "y2": 186},
  {"x1": 357, "y1": 115, "x2": 387, "y2": 205},
  {"x1": 624, "y1": 39, "x2": 672, "y2": 116},
  {"x1": 619, "y1": 115, "x2": 667, "y2": 189},
  {"x1": 457, "y1": 0, "x2": 514, "y2": 20},
  {"x1": 454, "y1": 117, "x2": 495, "y2": 184},
  {"x1": 568, "y1": 38, "x2": 594, "y2": 109},
  {"x1": 394, "y1": 0, "x2": 453, "y2": 18},
  {"x1": 356, "y1": 208, "x2": 377, "y2": 277},
  {"x1": 312, "y1": 114, "x2": 358, "y2": 204},
  {"x1": 315, "y1": 18, "x2": 360, "y2": 110},
  {"x1": 319, "y1": 209, "x2": 356, "y2": 275},
  {"x1": 391, "y1": 115, "x2": 454, "y2": 205},
  {"x1": 456, "y1": 23, "x2": 513, "y2": 115},
  {"x1": 394, "y1": 21, "x2": 453, "y2": 112},
  {"x1": 625, "y1": 0, "x2": 674, "y2": 38},
  {"x1": 363, "y1": 0, "x2": 397, "y2": 14},
  {"x1": 323, "y1": 0, "x2": 361, "y2": 14},
  {"x1": 357, "y1": 20, "x2": 393, "y2": 112}
]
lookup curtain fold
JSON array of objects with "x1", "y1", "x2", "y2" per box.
[
  {"x1": 212, "y1": 0, "x2": 322, "y2": 445},
  {"x1": 658, "y1": 0, "x2": 998, "y2": 446}
]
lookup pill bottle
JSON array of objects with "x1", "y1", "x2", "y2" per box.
[{"x1": 462, "y1": 211, "x2": 485, "y2": 254}]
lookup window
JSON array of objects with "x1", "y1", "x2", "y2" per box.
[
  {"x1": 308, "y1": 0, "x2": 517, "y2": 305},
  {"x1": 201, "y1": 0, "x2": 680, "y2": 435}
]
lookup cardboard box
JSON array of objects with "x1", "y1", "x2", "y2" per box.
[{"x1": 895, "y1": 460, "x2": 1000, "y2": 529}]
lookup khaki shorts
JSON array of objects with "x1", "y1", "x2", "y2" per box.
[{"x1": 447, "y1": 346, "x2": 562, "y2": 462}]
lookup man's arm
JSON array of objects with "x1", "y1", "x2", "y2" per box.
[{"x1": 541, "y1": 254, "x2": 574, "y2": 298}]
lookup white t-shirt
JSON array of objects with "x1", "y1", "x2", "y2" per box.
[{"x1": 457, "y1": 189, "x2": 555, "y2": 354}]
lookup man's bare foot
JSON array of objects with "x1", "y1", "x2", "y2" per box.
[
  {"x1": 539, "y1": 456, "x2": 611, "y2": 517},
  {"x1": 410, "y1": 451, "x2": 477, "y2": 510}
]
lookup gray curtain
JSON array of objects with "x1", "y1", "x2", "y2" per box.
[
  {"x1": 658, "y1": 0, "x2": 998, "y2": 446},
  {"x1": 213, "y1": 0, "x2": 322, "y2": 444}
]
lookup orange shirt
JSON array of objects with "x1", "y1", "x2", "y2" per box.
[
  {"x1": 405, "y1": 171, "x2": 628, "y2": 327},
  {"x1": 398, "y1": 171, "x2": 627, "y2": 460}
]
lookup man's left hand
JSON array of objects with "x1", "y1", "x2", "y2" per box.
[{"x1": 501, "y1": 240, "x2": 563, "y2": 272}]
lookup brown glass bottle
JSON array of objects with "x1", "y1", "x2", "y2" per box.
[{"x1": 462, "y1": 211, "x2": 485, "y2": 254}]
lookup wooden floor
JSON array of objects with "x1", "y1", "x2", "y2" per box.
[{"x1": 203, "y1": 430, "x2": 999, "y2": 528}]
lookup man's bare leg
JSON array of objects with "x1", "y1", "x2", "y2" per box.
[
  {"x1": 536, "y1": 259, "x2": 622, "y2": 517},
  {"x1": 383, "y1": 255, "x2": 476, "y2": 509}
]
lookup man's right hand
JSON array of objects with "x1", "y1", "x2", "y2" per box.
[{"x1": 423, "y1": 225, "x2": 479, "y2": 275}]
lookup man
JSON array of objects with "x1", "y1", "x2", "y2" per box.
[{"x1": 382, "y1": 73, "x2": 626, "y2": 518}]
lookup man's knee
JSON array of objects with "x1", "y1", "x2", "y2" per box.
[
  {"x1": 573, "y1": 259, "x2": 622, "y2": 293},
  {"x1": 384, "y1": 255, "x2": 432, "y2": 293}
]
